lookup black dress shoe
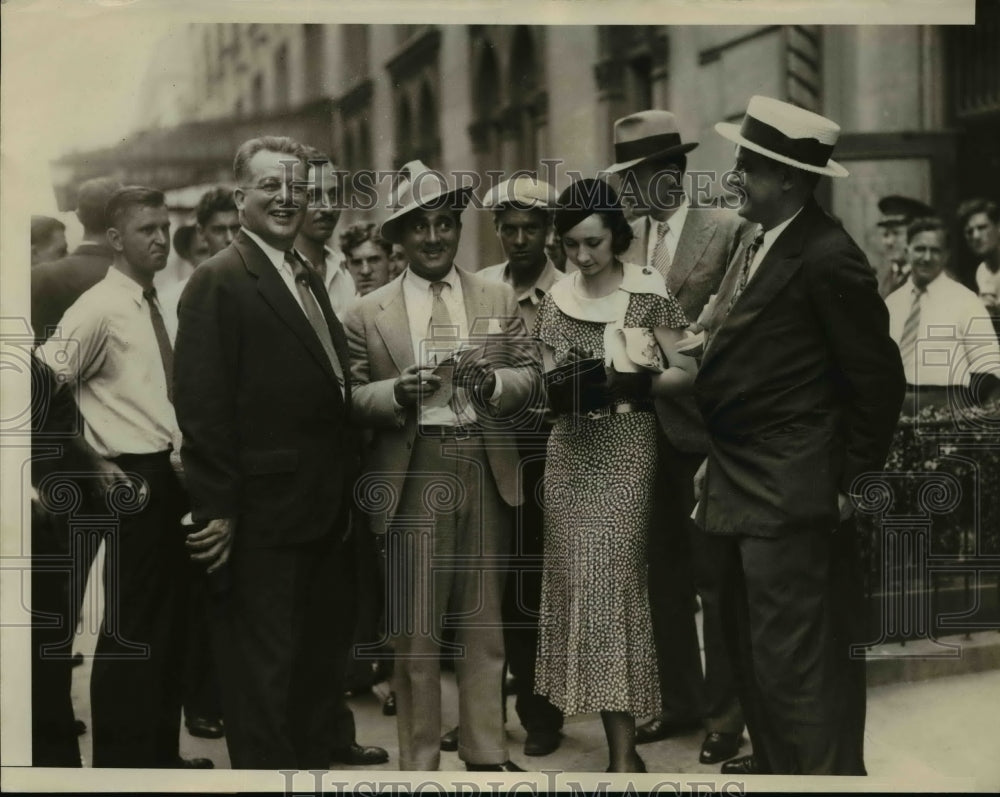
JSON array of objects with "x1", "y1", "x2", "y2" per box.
[
  {"x1": 523, "y1": 729, "x2": 562, "y2": 757},
  {"x1": 73, "y1": 719, "x2": 87, "y2": 736},
  {"x1": 331, "y1": 743, "x2": 390, "y2": 766},
  {"x1": 635, "y1": 716, "x2": 702, "y2": 744},
  {"x1": 382, "y1": 691, "x2": 397, "y2": 717},
  {"x1": 699, "y1": 731, "x2": 743, "y2": 764},
  {"x1": 466, "y1": 760, "x2": 524, "y2": 772},
  {"x1": 174, "y1": 756, "x2": 214, "y2": 768},
  {"x1": 440, "y1": 726, "x2": 459, "y2": 752},
  {"x1": 720, "y1": 754, "x2": 759, "y2": 775},
  {"x1": 185, "y1": 716, "x2": 225, "y2": 739},
  {"x1": 71, "y1": 652, "x2": 84, "y2": 668},
  {"x1": 607, "y1": 753, "x2": 646, "y2": 773}
]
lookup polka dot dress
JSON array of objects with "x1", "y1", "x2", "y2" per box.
[{"x1": 532, "y1": 289, "x2": 687, "y2": 717}]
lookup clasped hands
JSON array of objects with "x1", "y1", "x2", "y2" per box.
[{"x1": 392, "y1": 359, "x2": 497, "y2": 408}]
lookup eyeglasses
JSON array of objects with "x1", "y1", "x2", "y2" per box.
[{"x1": 247, "y1": 179, "x2": 308, "y2": 199}]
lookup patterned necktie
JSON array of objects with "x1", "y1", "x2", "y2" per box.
[
  {"x1": 651, "y1": 221, "x2": 672, "y2": 279},
  {"x1": 287, "y1": 252, "x2": 345, "y2": 396},
  {"x1": 428, "y1": 281, "x2": 458, "y2": 349},
  {"x1": 897, "y1": 285, "x2": 925, "y2": 381},
  {"x1": 142, "y1": 288, "x2": 174, "y2": 403},
  {"x1": 728, "y1": 227, "x2": 766, "y2": 311}
]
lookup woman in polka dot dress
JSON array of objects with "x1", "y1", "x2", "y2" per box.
[{"x1": 532, "y1": 178, "x2": 697, "y2": 772}]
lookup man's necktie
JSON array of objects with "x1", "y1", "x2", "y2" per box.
[
  {"x1": 897, "y1": 286, "x2": 925, "y2": 380},
  {"x1": 143, "y1": 288, "x2": 174, "y2": 403},
  {"x1": 428, "y1": 281, "x2": 458, "y2": 351},
  {"x1": 287, "y1": 252, "x2": 345, "y2": 395},
  {"x1": 312, "y1": 256, "x2": 328, "y2": 283},
  {"x1": 651, "y1": 221, "x2": 672, "y2": 280},
  {"x1": 728, "y1": 227, "x2": 766, "y2": 311}
]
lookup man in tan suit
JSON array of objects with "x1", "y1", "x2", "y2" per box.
[
  {"x1": 343, "y1": 161, "x2": 540, "y2": 772},
  {"x1": 607, "y1": 110, "x2": 753, "y2": 765}
]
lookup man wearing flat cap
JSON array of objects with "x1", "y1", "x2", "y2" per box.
[
  {"x1": 875, "y1": 194, "x2": 934, "y2": 298},
  {"x1": 343, "y1": 161, "x2": 541, "y2": 772},
  {"x1": 694, "y1": 96, "x2": 905, "y2": 776},
  {"x1": 606, "y1": 110, "x2": 752, "y2": 765},
  {"x1": 477, "y1": 174, "x2": 565, "y2": 758}
]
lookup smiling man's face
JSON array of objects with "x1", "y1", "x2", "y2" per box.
[
  {"x1": 235, "y1": 148, "x2": 307, "y2": 250},
  {"x1": 399, "y1": 208, "x2": 461, "y2": 281}
]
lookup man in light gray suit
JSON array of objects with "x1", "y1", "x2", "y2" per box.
[
  {"x1": 607, "y1": 110, "x2": 753, "y2": 765},
  {"x1": 343, "y1": 161, "x2": 540, "y2": 772}
]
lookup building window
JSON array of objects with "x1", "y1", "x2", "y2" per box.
[
  {"x1": 508, "y1": 26, "x2": 541, "y2": 167},
  {"x1": 386, "y1": 27, "x2": 441, "y2": 168},
  {"x1": 342, "y1": 25, "x2": 370, "y2": 87},
  {"x1": 303, "y1": 24, "x2": 325, "y2": 99},
  {"x1": 252, "y1": 73, "x2": 264, "y2": 114},
  {"x1": 274, "y1": 43, "x2": 289, "y2": 110},
  {"x1": 950, "y1": 0, "x2": 1000, "y2": 119}
]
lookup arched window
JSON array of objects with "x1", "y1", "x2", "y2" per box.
[
  {"x1": 418, "y1": 81, "x2": 440, "y2": 165},
  {"x1": 508, "y1": 26, "x2": 540, "y2": 167}
]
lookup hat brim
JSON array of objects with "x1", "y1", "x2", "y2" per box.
[
  {"x1": 603, "y1": 141, "x2": 700, "y2": 175},
  {"x1": 714, "y1": 122, "x2": 849, "y2": 178},
  {"x1": 380, "y1": 185, "x2": 475, "y2": 243}
]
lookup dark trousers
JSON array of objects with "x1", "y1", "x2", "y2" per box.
[
  {"x1": 209, "y1": 527, "x2": 356, "y2": 770},
  {"x1": 649, "y1": 433, "x2": 743, "y2": 733},
  {"x1": 503, "y1": 449, "x2": 563, "y2": 734},
  {"x1": 31, "y1": 501, "x2": 81, "y2": 767},
  {"x1": 182, "y1": 564, "x2": 223, "y2": 722},
  {"x1": 90, "y1": 452, "x2": 188, "y2": 768},
  {"x1": 704, "y1": 522, "x2": 868, "y2": 775}
]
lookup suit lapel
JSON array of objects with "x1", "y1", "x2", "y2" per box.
[
  {"x1": 374, "y1": 280, "x2": 416, "y2": 373},
  {"x1": 624, "y1": 217, "x2": 649, "y2": 267},
  {"x1": 667, "y1": 210, "x2": 716, "y2": 295},
  {"x1": 303, "y1": 262, "x2": 352, "y2": 406},
  {"x1": 237, "y1": 233, "x2": 342, "y2": 389},
  {"x1": 459, "y1": 267, "x2": 491, "y2": 337},
  {"x1": 703, "y1": 202, "x2": 816, "y2": 364}
]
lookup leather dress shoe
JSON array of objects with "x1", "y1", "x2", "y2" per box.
[
  {"x1": 607, "y1": 753, "x2": 646, "y2": 773},
  {"x1": 174, "y1": 756, "x2": 214, "y2": 768},
  {"x1": 523, "y1": 728, "x2": 562, "y2": 757},
  {"x1": 699, "y1": 731, "x2": 743, "y2": 764},
  {"x1": 635, "y1": 716, "x2": 702, "y2": 744},
  {"x1": 331, "y1": 743, "x2": 390, "y2": 766},
  {"x1": 440, "y1": 726, "x2": 459, "y2": 752},
  {"x1": 382, "y1": 691, "x2": 397, "y2": 716},
  {"x1": 74, "y1": 719, "x2": 87, "y2": 736},
  {"x1": 720, "y1": 754, "x2": 759, "y2": 775},
  {"x1": 466, "y1": 760, "x2": 524, "y2": 772},
  {"x1": 71, "y1": 652, "x2": 84, "y2": 668},
  {"x1": 185, "y1": 716, "x2": 225, "y2": 739}
]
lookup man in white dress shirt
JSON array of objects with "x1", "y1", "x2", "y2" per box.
[
  {"x1": 36, "y1": 186, "x2": 210, "y2": 769},
  {"x1": 958, "y1": 199, "x2": 1000, "y2": 319},
  {"x1": 296, "y1": 147, "x2": 355, "y2": 317},
  {"x1": 885, "y1": 216, "x2": 1000, "y2": 415}
]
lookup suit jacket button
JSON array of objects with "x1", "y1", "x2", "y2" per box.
[{"x1": 643, "y1": 267, "x2": 652, "y2": 275}]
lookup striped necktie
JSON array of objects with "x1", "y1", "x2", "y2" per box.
[
  {"x1": 651, "y1": 221, "x2": 672, "y2": 279},
  {"x1": 897, "y1": 285, "x2": 925, "y2": 381}
]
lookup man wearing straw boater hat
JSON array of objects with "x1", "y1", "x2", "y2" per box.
[
  {"x1": 343, "y1": 161, "x2": 540, "y2": 772},
  {"x1": 692, "y1": 97, "x2": 905, "y2": 776},
  {"x1": 606, "y1": 110, "x2": 752, "y2": 767}
]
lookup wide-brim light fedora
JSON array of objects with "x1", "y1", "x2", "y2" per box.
[
  {"x1": 380, "y1": 160, "x2": 475, "y2": 243},
  {"x1": 604, "y1": 110, "x2": 700, "y2": 174},
  {"x1": 481, "y1": 174, "x2": 558, "y2": 211},
  {"x1": 715, "y1": 95, "x2": 849, "y2": 178}
]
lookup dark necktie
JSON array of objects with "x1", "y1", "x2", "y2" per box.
[
  {"x1": 143, "y1": 288, "x2": 173, "y2": 403},
  {"x1": 728, "y1": 227, "x2": 766, "y2": 311},
  {"x1": 287, "y1": 252, "x2": 345, "y2": 396}
]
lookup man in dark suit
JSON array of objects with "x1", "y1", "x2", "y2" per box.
[
  {"x1": 695, "y1": 96, "x2": 905, "y2": 776},
  {"x1": 31, "y1": 176, "x2": 122, "y2": 344},
  {"x1": 607, "y1": 110, "x2": 752, "y2": 765},
  {"x1": 173, "y1": 136, "x2": 361, "y2": 770}
]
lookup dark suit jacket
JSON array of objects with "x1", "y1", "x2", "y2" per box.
[
  {"x1": 173, "y1": 230, "x2": 356, "y2": 548},
  {"x1": 694, "y1": 198, "x2": 905, "y2": 537},
  {"x1": 31, "y1": 242, "x2": 113, "y2": 344},
  {"x1": 624, "y1": 207, "x2": 753, "y2": 452}
]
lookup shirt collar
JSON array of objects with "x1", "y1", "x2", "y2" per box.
[
  {"x1": 500, "y1": 258, "x2": 562, "y2": 304},
  {"x1": 648, "y1": 196, "x2": 690, "y2": 237},
  {"x1": 105, "y1": 264, "x2": 149, "y2": 308},
  {"x1": 761, "y1": 205, "x2": 805, "y2": 251},
  {"x1": 909, "y1": 271, "x2": 948, "y2": 295},
  {"x1": 242, "y1": 226, "x2": 290, "y2": 273},
  {"x1": 403, "y1": 265, "x2": 459, "y2": 293}
]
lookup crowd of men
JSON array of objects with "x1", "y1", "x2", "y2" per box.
[{"x1": 27, "y1": 94, "x2": 1000, "y2": 776}]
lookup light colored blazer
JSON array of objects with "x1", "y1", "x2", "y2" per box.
[
  {"x1": 342, "y1": 266, "x2": 541, "y2": 533},
  {"x1": 623, "y1": 206, "x2": 753, "y2": 453}
]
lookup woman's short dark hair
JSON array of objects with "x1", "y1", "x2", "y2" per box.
[{"x1": 553, "y1": 178, "x2": 634, "y2": 256}]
